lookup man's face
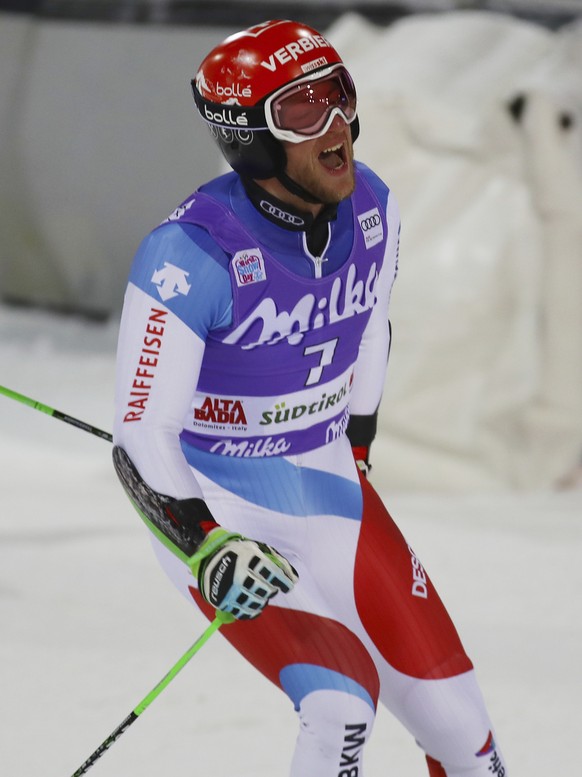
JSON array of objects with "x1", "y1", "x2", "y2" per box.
[{"x1": 282, "y1": 115, "x2": 356, "y2": 205}]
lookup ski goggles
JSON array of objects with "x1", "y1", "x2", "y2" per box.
[{"x1": 264, "y1": 64, "x2": 357, "y2": 144}]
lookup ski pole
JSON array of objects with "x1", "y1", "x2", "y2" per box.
[
  {"x1": 0, "y1": 384, "x2": 112, "y2": 442},
  {"x1": 0, "y1": 385, "x2": 235, "y2": 770},
  {"x1": 70, "y1": 610, "x2": 234, "y2": 776}
]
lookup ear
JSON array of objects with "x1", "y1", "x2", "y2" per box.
[{"x1": 351, "y1": 115, "x2": 360, "y2": 144}]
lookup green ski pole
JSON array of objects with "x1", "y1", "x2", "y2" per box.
[
  {"x1": 1, "y1": 384, "x2": 236, "y2": 771},
  {"x1": 0, "y1": 384, "x2": 112, "y2": 442},
  {"x1": 71, "y1": 610, "x2": 234, "y2": 776}
]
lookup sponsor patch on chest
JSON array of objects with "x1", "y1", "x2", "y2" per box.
[
  {"x1": 233, "y1": 248, "x2": 267, "y2": 286},
  {"x1": 357, "y1": 207, "x2": 383, "y2": 249}
]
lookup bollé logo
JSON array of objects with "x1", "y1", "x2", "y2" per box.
[
  {"x1": 204, "y1": 105, "x2": 249, "y2": 127},
  {"x1": 216, "y1": 83, "x2": 252, "y2": 99}
]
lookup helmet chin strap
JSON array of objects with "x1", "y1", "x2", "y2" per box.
[{"x1": 277, "y1": 169, "x2": 324, "y2": 205}]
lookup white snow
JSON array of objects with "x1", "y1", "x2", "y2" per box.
[{"x1": 0, "y1": 303, "x2": 580, "y2": 776}]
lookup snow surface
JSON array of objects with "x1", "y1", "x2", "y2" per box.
[{"x1": 0, "y1": 304, "x2": 580, "y2": 776}]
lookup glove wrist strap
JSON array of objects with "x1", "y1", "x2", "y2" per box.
[{"x1": 189, "y1": 528, "x2": 241, "y2": 576}]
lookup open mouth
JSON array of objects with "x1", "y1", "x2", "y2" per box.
[{"x1": 318, "y1": 142, "x2": 346, "y2": 171}]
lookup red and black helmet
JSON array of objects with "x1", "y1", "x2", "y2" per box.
[{"x1": 192, "y1": 19, "x2": 359, "y2": 181}]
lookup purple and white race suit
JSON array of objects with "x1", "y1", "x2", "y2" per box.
[{"x1": 113, "y1": 164, "x2": 507, "y2": 777}]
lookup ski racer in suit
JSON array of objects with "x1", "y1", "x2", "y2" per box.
[{"x1": 113, "y1": 19, "x2": 507, "y2": 777}]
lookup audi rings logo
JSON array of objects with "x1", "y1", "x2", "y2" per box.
[
  {"x1": 260, "y1": 200, "x2": 306, "y2": 227},
  {"x1": 360, "y1": 213, "x2": 381, "y2": 231},
  {"x1": 357, "y1": 207, "x2": 384, "y2": 249}
]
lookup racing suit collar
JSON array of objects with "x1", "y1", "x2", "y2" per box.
[{"x1": 241, "y1": 177, "x2": 337, "y2": 234}]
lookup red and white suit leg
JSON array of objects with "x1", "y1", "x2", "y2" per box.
[{"x1": 151, "y1": 441, "x2": 507, "y2": 777}]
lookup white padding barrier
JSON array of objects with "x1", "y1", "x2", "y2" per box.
[{"x1": 329, "y1": 12, "x2": 582, "y2": 490}]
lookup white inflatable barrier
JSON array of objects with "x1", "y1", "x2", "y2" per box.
[{"x1": 329, "y1": 12, "x2": 582, "y2": 490}]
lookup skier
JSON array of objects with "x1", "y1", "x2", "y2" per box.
[{"x1": 113, "y1": 19, "x2": 507, "y2": 777}]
